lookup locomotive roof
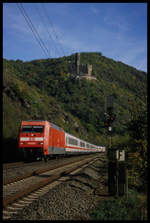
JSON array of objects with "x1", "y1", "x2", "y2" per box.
[
  {"x1": 22, "y1": 121, "x2": 63, "y2": 131},
  {"x1": 50, "y1": 122, "x2": 64, "y2": 131},
  {"x1": 22, "y1": 120, "x2": 45, "y2": 122}
]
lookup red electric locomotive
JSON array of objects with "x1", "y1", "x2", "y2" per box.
[{"x1": 18, "y1": 120, "x2": 65, "y2": 161}]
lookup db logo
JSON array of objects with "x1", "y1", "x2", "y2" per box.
[{"x1": 30, "y1": 138, "x2": 35, "y2": 141}]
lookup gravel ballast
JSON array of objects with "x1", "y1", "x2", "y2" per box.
[{"x1": 7, "y1": 153, "x2": 108, "y2": 220}]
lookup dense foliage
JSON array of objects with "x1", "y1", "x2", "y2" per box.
[
  {"x1": 3, "y1": 52, "x2": 147, "y2": 164},
  {"x1": 126, "y1": 97, "x2": 147, "y2": 192},
  {"x1": 90, "y1": 189, "x2": 147, "y2": 220}
]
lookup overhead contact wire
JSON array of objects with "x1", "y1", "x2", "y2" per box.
[
  {"x1": 33, "y1": 4, "x2": 53, "y2": 58},
  {"x1": 41, "y1": 3, "x2": 66, "y2": 57},
  {"x1": 38, "y1": 3, "x2": 62, "y2": 58}
]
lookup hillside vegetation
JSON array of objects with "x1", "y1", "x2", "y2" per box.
[
  {"x1": 3, "y1": 52, "x2": 146, "y2": 145},
  {"x1": 3, "y1": 52, "x2": 147, "y2": 187}
]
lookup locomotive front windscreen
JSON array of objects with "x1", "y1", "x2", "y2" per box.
[{"x1": 22, "y1": 126, "x2": 44, "y2": 133}]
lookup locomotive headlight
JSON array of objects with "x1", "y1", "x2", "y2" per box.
[
  {"x1": 20, "y1": 137, "x2": 29, "y2": 141},
  {"x1": 35, "y1": 137, "x2": 44, "y2": 141},
  {"x1": 38, "y1": 142, "x2": 43, "y2": 145}
]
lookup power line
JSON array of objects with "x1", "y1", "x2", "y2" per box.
[
  {"x1": 17, "y1": 3, "x2": 50, "y2": 58},
  {"x1": 41, "y1": 3, "x2": 66, "y2": 57},
  {"x1": 34, "y1": 3, "x2": 60, "y2": 58}
]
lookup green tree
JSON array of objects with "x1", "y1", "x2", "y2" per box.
[{"x1": 126, "y1": 97, "x2": 147, "y2": 191}]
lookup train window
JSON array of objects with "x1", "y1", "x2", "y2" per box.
[
  {"x1": 66, "y1": 137, "x2": 68, "y2": 144},
  {"x1": 69, "y1": 137, "x2": 78, "y2": 145},
  {"x1": 86, "y1": 143, "x2": 90, "y2": 148},
  {"x1": 80, "y1": 141, "x2": 85, "y2": 147},
  {"x1": 22, "y1": 125, "x2": 44, "y2": 133},
  {"x1": 22, "y1": 126, "x2": 32, "y2": 132},
  {"x1": 33, "y1": 126, "x2": 44, "y2": 133}
]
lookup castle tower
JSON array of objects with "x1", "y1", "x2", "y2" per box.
[
  {"x1": 87, "y1": 64, "x2": 92, "y2": 76},
  {"x1": 76, "y1": 53, "x2": 80, "y2": 75}
]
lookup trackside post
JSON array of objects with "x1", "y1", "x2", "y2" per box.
[{"x1": 105, "y1": 95, "x2": 128, "y2": 197}]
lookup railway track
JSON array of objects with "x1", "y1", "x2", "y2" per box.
[
  {"x1": 3, "y1": 154, "x2": 100, "y2": 220},
  {"x1": 3, "y1": 154, "x2": 93, "y2": 184},
  {"x1": 3, "y1": 154, "x2": 92, "y2": 170},
  {"x1": 3, "y1": 161, "x2": 24, "y2": 168},
  {"x1": 3, "y1": 160, "x2": 42, "y2": 170},
  {"x1": 3, "y1": 154, "x2": 96, "y2": 185}
]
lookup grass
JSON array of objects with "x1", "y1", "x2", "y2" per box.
[{"x1": 90, "y1": 189, "x2": 147, "y2": 220}]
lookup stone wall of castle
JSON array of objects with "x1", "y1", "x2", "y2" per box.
[
  {"x1": 76, "y1": 53, "x2": 93, "y2": 77},
  {"x1": 68, "y1": 53, "x2": 96, "y2": 80}
]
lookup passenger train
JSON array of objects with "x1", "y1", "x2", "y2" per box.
[{"x1": 18, "y1": 120, "x2": 105, "y2": 162}]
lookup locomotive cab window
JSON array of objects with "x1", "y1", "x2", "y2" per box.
[
  {"x1": 33, "y1": 126, "x2": 44, "y2": 133},
  {"x1": 22, "y1": 125, "x2": 44, "y2": 133}
]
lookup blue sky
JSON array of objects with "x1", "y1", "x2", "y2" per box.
[{"x1": 3, "y1": 3, "x2": 147, "y2": 72}]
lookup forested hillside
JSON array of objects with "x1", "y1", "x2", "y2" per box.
[{"x1": 3, "y1": 52, "x2": 147, "y2": 165}]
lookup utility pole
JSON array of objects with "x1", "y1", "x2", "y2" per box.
[
  {"x1": 104, "y1": 95, "x2": 128, "y2": 197},
  {"x1": 105, "y1": 95, "x2": 115, "y2": 150}
]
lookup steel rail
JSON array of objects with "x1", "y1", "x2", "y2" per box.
[
  {"x1": 3, "y1": 156, "x2": 98, "y2": 209},
  {"x1": 3, "y1": 154, "x2": 96, "y2": 186}
]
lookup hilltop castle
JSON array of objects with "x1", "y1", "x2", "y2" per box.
[{"x1": 68, "y1": 53, "x2": 97, "y2": 80}]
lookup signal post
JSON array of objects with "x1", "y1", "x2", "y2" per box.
[{"x1": 105, "y1": 96, "x2": 128, "y2": 197}]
